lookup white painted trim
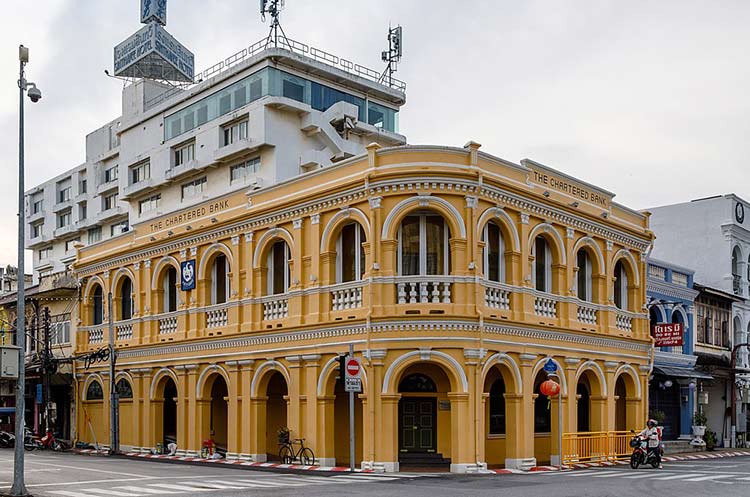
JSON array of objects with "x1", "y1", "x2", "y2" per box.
[
  {"x1": 195, "y1": 363, "x2": 230, "y2": 399},
  {"x1": 575, "y1": 360, "x2": 608, "y2": 396},
  {"x1": 481, "y1": 353, "x2": 523, "y2": 394},
  {"x1": 253, "y1": 227, "x2": 294, "y2": 267},
  {"x1": 83, "y1": 275, "x2": 106, "y2": 300},
  {"x1": 381, "y1": 195, "x2": 467, "y2": 240},
  {"x1": 476, "y1": 207, "x2": 521, "y2": 252},
  {"x1": 198, "y1": 242, "x2": 234, "y2": 280},
  {"x1": 82, "y1": 373, "x2": 105, "y2": 401},
  {"x1": 613, "y1": 364, "x2": 642, "y2": 399},
  {"x1": 150, "y1": 255, "x2": 180, "y2": 289},
  {"x1": 250, "y1": 360, "x2": 291, "y2": 397},
  {"x1": 319, "y1": 207, "x2": 371, "y2": 253},
  {"x1": 613, "y1": 249, "x2": 640, "y2": 287},
  {"x1": 149, "y1": 367, "x2": 179, "y2": 400},
  {"x1": 528, "y1": 223, "x2": 567, "y2": 265},
  {"x1": 111, "y1": 267, "x2": 137, "y2": 292},
  {"x1": 572, "y1": 236, "x2": 605, "y2": 274},
  {"x1": 381, "y1": 349, "x2": 468, "y2": 394},
  {"x1": 531, "y1": 357, "x2": 568, "y2": 395},
  {"x1": 317, "y1": 355, "x2": 369, "y2": 396}
]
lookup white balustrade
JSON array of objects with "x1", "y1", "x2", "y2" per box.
[
  {"x1": 115, "y1": 323, "x2": 133, "y2": 341},
  {"x1": 263, "y1": 297, "x2": 289, "y2": 320},
  {"x1": 485, "y1": 287, "x2": 511, "y2": 310},
  {"x1": 616, "y1": 312, "x2": 633, "y2": 332},
  {"x1": 396, "y1": 279, "x2": 452, "y2": 304},
  {"x1": 206, "y1": 307, "x2": 228, "y2": 328},
  {"x1": 331, "y1": 285, "x2": 363, "y2": 311},
  {"x1": 534, "y1": 295, "x2": 558, "y2": 318},
  {"x1": 576, "y1": 303, "x2": 598, "y2": 325},
  {"x1": 88, "y1": 328, "x2": 103, "y2": 344},
  {"x1": 159, "y1": 316, "x2": 178, "y2": 334}
]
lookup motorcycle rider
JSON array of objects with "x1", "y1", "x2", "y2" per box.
[{"x1": 639, "y1": 419, "x2": 663, "y2": 469}]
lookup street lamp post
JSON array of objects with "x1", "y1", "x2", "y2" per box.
[{"x1": 9, "y1": 44, "x2": 42, "y2": 497}]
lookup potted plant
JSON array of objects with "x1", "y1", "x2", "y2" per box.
[
  {"x1": 277, "y1": 427, "x2": 290, "y2": 445},
  {"x1": 692, "y1": 411, "x2": 707, "y2": 437},
  {"x1": 704, "y1": 430, "x2": 717, "y2": 451}
]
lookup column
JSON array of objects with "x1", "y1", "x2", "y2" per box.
[
  {"x1": 512, "y1": 353, "x2": 537, "y2": 470},
  {"x1": 226, "y1": 361, "x2": 241, "y2": 457},
  {"x1": 285, "y1": 356, "x2": 302, "y2": 439},
  {"x1": 302, "y1": 354, "x2": 321, "y2": 451},
  {"x1": 363, "y1": 349, "x2": 386, "y2": 470},
  {"x1": 185, "y1": 364, "x2": 199, "y2": 454},
  {"x1": 239, "y1": 360, "x2": 255, "y2": 456}
]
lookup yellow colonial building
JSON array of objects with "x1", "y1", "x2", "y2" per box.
[{"x1": 72, "y1": 142, "x2": 654, "y2": 472}]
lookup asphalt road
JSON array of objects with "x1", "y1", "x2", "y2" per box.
[{"x1": 1, "y1": 449, "x2": 750, "y2": 497}]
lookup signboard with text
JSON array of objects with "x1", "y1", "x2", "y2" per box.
[
  {"x1": 344, "y1": 356, "x2": 362, "y2": 393},
  {"x1": 653, "y1": 323, "x2": 684, "y2": 347},
  {"x1": 114, "y1": 23, "x2": 194, "y2": 82},
  {"x1": 141, "y1": 0, "x2": 167, "y2": 25}
]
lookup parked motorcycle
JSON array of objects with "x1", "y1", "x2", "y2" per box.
[
  {"x1": 629, "y1": 435, "x2": 660, "y2": 469},
  {"x1": 23, "y1": 428, "x2": 43, "y2": 451},
  {"x1": 0, "y1": 430, "x2": 15, "y2": 448}
]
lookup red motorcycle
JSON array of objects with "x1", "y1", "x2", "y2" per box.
[
  {"x1": 24, "y1": 429, "x2": 64, "y2": 452},
  {"x1": 629, "y1": 435, "x2": 660, "y2": 469}
]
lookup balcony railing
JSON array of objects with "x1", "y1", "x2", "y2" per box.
[
  {"x1": 331, "y1": 283, "x2": 363, "y2": 311},
  {"x1": 206, "y1": 307, "x2": 228, "y2": 328},
  {"x1": 88, "y1": 327, "x2": 103, "y2": 344},
  {"x1": 263, "y1": 295, "x2": 289, "y2": 320},
  {"x1": 615, "y1": 311, "x2": 633, "y2": 332},
  {"x1": 159, "y1": 315, "x2": 178, "y2": 334},
  {"x1": 534, "y1": 294, "x2": 558, "y2": 318},
  {"x1": 115, "y1": 322, "x2": 133, "y2": 341},
  {"x1": 396, "y1": 277, "x2": 452, "y2": 304},
  {"x1": 483, "y1": 281, "x2": 511, "y2": 310},
  {"x1": 576, "y1": 302, "x2": 598, "y2": 325}
]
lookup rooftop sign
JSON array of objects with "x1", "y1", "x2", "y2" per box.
[
  {"x1": 524, "y1": 159, "x2": 613, "y2": 210},
  {"x1": 141, "y1": 0, "x2": 167, "y2": 25}
]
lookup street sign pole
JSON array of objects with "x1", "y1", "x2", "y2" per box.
[
  {"x1": 348, "y1": 343, "x2": 355, "y2": 473},
  {"x1": 543, "y1": 358, "x2": 563, "y2": 471}
]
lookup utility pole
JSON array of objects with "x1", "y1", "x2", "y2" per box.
[
  {"x1": 42, "y1": 307, "x2": 50, "y2": 434},
  {"x1": 108, "y1": 292, "x2": 118, "y2": 454}
]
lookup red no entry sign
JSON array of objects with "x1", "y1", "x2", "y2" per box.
[{"x1": 346, "y1": 358, "x2": 360, "y2": 377}]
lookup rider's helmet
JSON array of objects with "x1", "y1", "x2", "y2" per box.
[{"x1": 647, "y1": 419, "x2": 657, "y2": 428}]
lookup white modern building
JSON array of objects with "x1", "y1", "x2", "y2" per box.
[
  {"x1": 25, "y1": 41, "x2": 406, "y2": 280},
  {"x1": 649, "y1": 194, "x2": 750, "y2": 446}
]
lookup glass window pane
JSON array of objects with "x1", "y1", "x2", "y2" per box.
[
  {"x1": 359, "y1": 225, "x2": 366, "y2": 279},
  {"x1": 489, "y1": 379, "x2": 506, "y2": 435},
  {"x1": 272, "y1": 242, "x2": 287, "y2": 295},
  {"x1": 215, "y1": 255, "x2": 227, "y2": 303},
  {"x1": 425, "y1": 216, "x2": 445, "y2": 275},
  {"x1": 488, "y1": 223, "x2": 501, "y2": 282},
  {"x1": 535, "y1": 237, "x2": 547, "y2": 292},
  {"x1": 400, "y1": 217, "x2": 420, "y2": 276},
  {"x1": 577, "y1": 250, "x2": 588, "y2": 301},
  {"x1": 341, "y1": 224, "x2": 356, "y2": 282}
]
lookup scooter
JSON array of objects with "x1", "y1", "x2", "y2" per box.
[
  {"x1": 629, "y1": 435, "x2": 660, "y2": 469},
  {"x1": 0, "y1": 430, "x2": 15, "y2": 448},
  {"x1": 23, "y1": 428, "x2": 43, "y2": 451}
]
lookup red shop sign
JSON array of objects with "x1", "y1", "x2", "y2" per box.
[{"x1": 653, "y1": 323, "x2": 683, "y2": 347}]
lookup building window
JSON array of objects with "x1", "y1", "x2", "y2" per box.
[
  {"x1": 174, "y1": 142, "x2": 195, "y2": 166},
  {"x1": 672, "y1": 272, "x2": 688, "y2": 287},
  {"x1": 130, "y1": 161, "x2": 151, "y2": 184},
  {"x1": 104, "y1": 165, "x2": 118, "y2": 183},
  {"x1": 229, "y1": 158, "x2": 260, "y2": 184},
  {"x1": 57, "y1": 183, "x2": 71, "y2": 204},
  {"x1": 88, "y1": 226, "x2": 102, "y2": 244},
  {"x1": 119, "y1": 277, "x2": 133, "y2": 320},
  {"x1": 92, "y1": 284, "x2": 103, "y2": 325},
  {"x1": 57, "y1": 210, "x2": 71, "y2": 228},
  {"x1": 337, "y1": 223, "x2": 365, "y2": 283},
  {"x1": 31, "y1": 197, "x2": 43, "y2": 214},
  {"x1": 181, "y1": 177, "x2": 207, "y2": 200},
  {"x1": 65, "y1": 238, "x2": 80, "y2": 252},
  {"x1": 79, "y1": 178, "x2": 87, "y2": 194},
  {"x1": 211, "y1": 254, "x2": 229, "y2": 304},
  {"x1": 483, "y1": 222, "x2": 505, "y2": 282},
  {"x1": 31, "y1": 222, "x2": 43, "y2": 238},
  {"x1": 51, "y1": 320, "x2": 71, "y2": 345},
  {"x1": 267, "y1": 241, "x2": 290, "y2": 295},
  {"x1": 79, "y1": 202, "x2": 87, "y2": 221},
  {"x1": 489, "y1": 379, "x2": 506, "y2": 435},
  {"x1": 614, "y1": 260, "x2": 628, "y2": 310},
  {"x1": 163, "y1": 266, "x2": 177, "y2": 313},
  {"x1": 398, "y1": 214, "x2": 450, "y2": 276},
  {"x1": 86, "y1": 380, "x2": 104, "y2": 401},
  {"x1": 38, "y1": 247, "x2": 52, "y2": 260},
  {"x1": 576, "y1": 249, "x2": 593, "y2": 301},
  {"x1": 367, "y1": 101, "x2": 398, "y2": 132},
  {"x1": 103, "y1": 192, "x2": 119, "y2": 211},
  {"x1": 221, "y1": 120, "x2": 248, "y2": 147},
  {"x1": 110, "y1": 221, "x2": 129, "y2": 237},
  {"x1": 116, "y1": 378, "x2": 133, "y2": 399},
  {"x1": 138, "y1": 194, "x2": 161, "y2": 215},
  {"x1": 532, "y1": 236, "x2": 552, "y2": 293}
]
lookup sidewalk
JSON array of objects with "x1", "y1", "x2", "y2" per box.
[{"x1": 535, "y1": 449, "x2": 750, "y2": 472}]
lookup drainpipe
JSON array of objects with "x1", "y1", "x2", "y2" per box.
[{"x1": 475, "y1": 277, "x2": 485, "y2": 470}]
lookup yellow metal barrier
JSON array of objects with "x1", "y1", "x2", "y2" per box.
[{"x1": 562, "y1": 431, "x2": 634, "y2": 466}]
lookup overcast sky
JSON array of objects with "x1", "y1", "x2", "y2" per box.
[{"x1": 2, "y1": 1, "x2": 750, "y2": 268}]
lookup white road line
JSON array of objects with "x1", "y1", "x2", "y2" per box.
[
  {"x1": 619, "y1": 472, "x2": 676, "y2": 479},
  {"x1": 565, "y1": 470, "x2": 618, "y2": 477},
  {"x1": 208, "y1": 479, "x2": 290, "y2": 488},
  {"x1": 77, "y1": 490, "x2": 141, "y2": 497},
  {"x1": 147, "y1": 483, "x2": 211, "y2": 491},
  {"x1": 590, "y1": 472, "x2": 631, "y2": 478},
  {"x1": 653, "y1": 473, "x2": 705, "y2": 480},
  {"x1": 330, "y1": 474, "x2": 399, "y2": 481},
  {"x1": 49, "y1": 492, "x2": 113, "y2": 497},
  {"x1": 112, "y1": 486, "x2": 178, "y2": 494},
  {"x1": 684, "y1": 474, "x2": 736, "y2": 482},
  {"x1": 23, "y1": 460, "x2": 146, "y2": 478},
  {"x1": 735, "y1": 477, "x2": 750, "y2": 481},
  {"x1": 177, "y1": 481, "x2": 245, "y2": 490}
]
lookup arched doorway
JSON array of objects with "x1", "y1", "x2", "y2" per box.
[
  {"x1": 333, "y1": 378, "x2": 363, "y2": 467},
  {"x1": 484, "y1": 366, "x2": 509, "y2": 467},
  {"x1": 208, "y1": 375, "x2": 228, "y2": 453},
  {"x1": 153, "y1": 375, "x2": 178, "y2": 449},
  {"x1": 615, "y1": 376, "x2": 627, "y2": 431},
  {"x1": 265, "y1": 371, "x2": 288, "y2": 460},
  {"x1": 577, "y1": 380, "x2": 591, "y2": 432},
  {"x1": 533, "y1": 371, "x2": 552, "y2": 465},
  {"x1": 397, "y1": 364, "x2": 452, "y2": 469}
]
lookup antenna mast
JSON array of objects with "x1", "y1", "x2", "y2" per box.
[
  {"x1": 380, "y1": 25, "x2": 403, "y2": 87},
  {"x1": 261, "y1": 0, "x2": 289, "y2": 48}
]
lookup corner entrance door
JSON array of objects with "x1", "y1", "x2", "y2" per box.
[{"x1": 399, "y1": 398, "x2": 437, "y2": 452}]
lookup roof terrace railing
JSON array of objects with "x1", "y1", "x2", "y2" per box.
[{"x1": 144, "y1": 36, "x2": 406, "y2": 111}]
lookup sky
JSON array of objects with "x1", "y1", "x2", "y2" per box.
[{"x1": 1, "y1": 0, "x2": 750, "y2": 268}]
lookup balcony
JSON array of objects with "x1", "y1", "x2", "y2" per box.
[
  {"x1": 263, "y1": 295, "x2": 289, "y2": 320},
  {"x1": 121, "y1": 178, "x2": 157, "y2": 200},
  {"x1": 52, "y1": 200, "x2": 72, "y2": 213},
  {"x1": 483, "y1": 281, "x2": 511, "y2": 311},
  {"x1": 533, "y1": 293, "x2": 558, "y2": 318},
  {"x1": 396, "y1": 277, "x2": 452, "y2": 304},
  {"x1": 158, "y1": 314, "x2": 178, "y2": 334},
  {"x1": 115, "y1": 321, "x2": 134, "y2": 341},
  {"x1": 27, "y1": 233, "x2": 51, "y2": 249},
  {"x1": 27, "y1": 209, "x2": 45, "y2": 223},
  {"x1": 733, "y1": 274, "x2": 743, "y2": 296},
  {"x1": 214, "y1": 138, "x2": 256, "y2": 163},
  {"x1": 165, "y1": 159, "x2": 211, "y2": 183},
  {"x1": 95, "y1": 180, "x2": 118, "y2": 196},
  {"x1": 205, "y1": 305, "x2": 229, "y2": 328},
  {"x1": 576, "y1": 301, "x2": 598, "y2": 325},
  {"x1": 96, "y1": 206, "x2": 125, "y2": 223},
  {"x1": 53, "y1": 224, "x2": 76, "y2": 238},
  {"x1": 330, "y1": 282, "x2": 364, "y2": 311},
  {"x1": 88, "y1": 327, "x2": 104, "y2": 344},
  {"x1": 615, "y1": 311, "x2": 633, "y2": 332}
]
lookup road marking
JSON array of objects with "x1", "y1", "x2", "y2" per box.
[
  {"x1": 77, "y1": 490, "x2": 140, "y2": 497},
  {"x1": 24, "y1": 460, "x2": 146, "y2": 478},
  {"x1": 177, "y1": 480, "x2": 246, "y2": 489},
  {"x1": 565, "y1": 470, "x2": 619, "y2": 477},
  {"x1": 147, "y1": 483, "x2": 212, "y2": 491},
  {"x1": 330, "y1": 474, "x2": 399, "y2": 481},
  {"x1": 619, "y1": 472, "x2": 676, "y2": 479},
  {"x1": 590, "y1": 472, "x2": 632, "y2": 478},
  {"x1": 50, "y1": 492, "x2": 116, "y2": 497},
  {"x1": 207, "y1": 479, "x2": 289, "y2": 488},
  {"x1": 652, "y1": 473, "x2": 705, "y2": 480},
  {"x1": 112, "y1": 486, "x2": 178, "y2": 494},
  {"x1": 684, "y1": 474, "x2": 735, "y2": 482}
]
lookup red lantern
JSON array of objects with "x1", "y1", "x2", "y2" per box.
[{"x1": 539, "y1": 379, "x2": 560, "y2": 397}]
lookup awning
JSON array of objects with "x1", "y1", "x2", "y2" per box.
[{"x1": 653, "y1": 365, "x2": 713, "y2": 380}]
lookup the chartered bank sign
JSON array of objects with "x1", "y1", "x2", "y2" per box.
[
  {"x1": 149, "y1": 198, "x2": 233, "y2": 233},
  {"x1": 114, "y1": 23, "x2": 194, "y2": 82}
]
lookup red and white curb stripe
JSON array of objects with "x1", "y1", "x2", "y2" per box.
[{"x1": 122, "y1": 452, "x2": 375, "y2": 472}]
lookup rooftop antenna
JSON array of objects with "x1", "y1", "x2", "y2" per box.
[
  {"x1": 261, "y1": 0, "x2": 289, "y2": 49},
  {"x1": 380, "y1": 25, "x2": 403, "y2": 87}
]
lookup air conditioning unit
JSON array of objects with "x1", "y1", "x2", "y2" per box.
[{"x1": 248, "y1": 177, "x2": 263, "y2": 190}]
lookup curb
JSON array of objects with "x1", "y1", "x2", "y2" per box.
[{"x1": 561, "y1": 450, "x2": 750, "y2": 471}]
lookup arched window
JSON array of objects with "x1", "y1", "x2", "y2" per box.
[
  {"x1": 116, "y1": 378, "x2": 133, "y2": 399},
  {"x1": 398, "y1": 214, "x2": 450, "y2": 276},
  {"x1": 614, "y1": 260, "x2": 628, "y2": 310},
  {"x1": 211, "y1": 254, "x2": 229, "y2": 304},
  {"x1": 267, "y1": 240, "x2": 290, "y2": 295},
  {"x1": 92, "y1": 285, "x2": 103, "y2": 325},
  {"x1": 732, "y1": 247, "x2": 741, "y2": 294},
  {"x1": 163, "y1": 266, "x2": 177, "y2": 313},
  {"x1": 398, "y1": 373, "x2": 437, "y2": 393},
  {"x1": 337, "y1": 223, "x2": 365, "y2": 283},
  {"x1": 489, "y1": 378, "x2": 506, "y2": 435},
  {"x1": 86, "y1": 380, "x2": 103, "y2": 401},
  {"x1": 483, "y1": 221, "x2": 505, "y2": 282},
  {"x1": 532, "y1": 236, "x2": 552, "y2": 293},
  {"x1": 576, "y1": 249, "x2": 592, "y2": 301},
  {"x1": 119, "y1": 277, "x2": 133, "y2": 320}
]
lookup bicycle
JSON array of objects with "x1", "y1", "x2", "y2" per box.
[{"x1": 278, "y1": 437, "x2": 315, "y2": 465}]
